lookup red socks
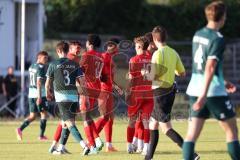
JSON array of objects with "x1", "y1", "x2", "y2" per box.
[
  {"x1": 95, "y1": 117, "x2": 108, "y2": 133},
  {"x1": 127, "y1": 126, "x2": 135, "y2": 143},
  {"x1": 53, "y1": 122, "x2": 62, "y2": 142},
  {"x1": 144, "y1": 129, "x2": 150, "y2": 143},
  {"x1": 84, "y1": 125, "x2": 95, "y2": 146},
  {"x1": 104, "y1": 119, "x2": 113, "y2": 142}
]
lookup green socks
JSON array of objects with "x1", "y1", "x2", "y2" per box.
[
  {"x1": 69, "y1": 125, "x2": 83, "y2": 143},
  {"x1": 227, "y1": 141, "x2": 240, "y2": 160},
  {"x1": 20, "y1": 120, "x2": 30, "y2": 131},
  {"x1": 59, "y1": 128, "x2": 70, "y2": 145},
  {"x1": 40, "y1": 119, "x2": 47, "y2": 137},
  {"x1": 183, "y1": 141, "x2": 195, "y2": 160}
]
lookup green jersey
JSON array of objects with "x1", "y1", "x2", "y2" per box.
[
  {"x1": 187, "y1": 27, "x2": 227, "y2": 97},
  {"x1": 28, "y1": 63, "x2": 47, "y2": 98},
  {"x1": 46, "y1": 58, "x2": 83, "y2": 102}
]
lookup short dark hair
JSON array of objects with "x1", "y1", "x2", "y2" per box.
[
  {"x1": 144, "y1": 32, "x2": 153, "y2": 43},
  {"x1": 56, "y1": 41, "x2": 69, "y2": 54},
  {"x1": 205, "y1": 1, "x2": 226, "y2": 22},
  {"x1": 69, "y1": 41, "x2": 81, "y2": 47},
  {"x1": 134, "y1": 36, "x2": 149, "y2": 50},
  {"x1": 106, "y1": 37, "x2": 120, "y2": 46},
  {"x1": 152, "y1": 26, "x2": 167, "y2": 43},
  {"x1": 87, "y1": 34, "x2": 101, "y2": 48},
  {"x1": 37, "y1": 51, "x2": 48, "y2": 58}
]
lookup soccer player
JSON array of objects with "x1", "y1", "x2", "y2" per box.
[
  {"x1": 127, "y1": 36, "x2": 153, "y2": 155},
  {"x1": 45, "y1": 41, "x2": 89, "y2": 155},
  {"x1": 144, "y1": 26, "x2": 199, "y2": 160},
  {"x1": 183, "y1": 1, "x2": 240, "y2": 160},
  {"x1": 49, "y1": 41, "x2": 82, "y2": 154},
  {"x1": 95, "y1": 38, "x2": 120, "y2": 152},
  {"x1": 80, "y1": 34, "x2": 104, "y2": 153},
  {"x1": 16, "y1": 51, "x2": 49, "y2": 141},
  {"x1": 130, "y1": 32, "x2": 157, "y2": 153}
]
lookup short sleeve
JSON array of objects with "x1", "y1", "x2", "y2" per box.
[
  {"x1": 175, "y1": 53, "x2": 185, "y2": 74},
  {"x1": 37, "y1": 65, "x2": 45, "y2": 79},
  {"x1": 76, "y1": 67, "x2": 84, "y2": 78},
  {"x1": 208, "y1": 38, "x2": 225, "y2": 61},
  {"x1": 46, "y1": 63, "x2": 54, "y2": 79}
]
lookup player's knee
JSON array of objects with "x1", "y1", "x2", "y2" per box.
[{"x1": 65, "y1": 119, "x2": 75, "y2": 128}]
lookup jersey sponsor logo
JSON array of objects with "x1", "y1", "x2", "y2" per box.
[{"x1": 193, "y1": 36, "x2": 209, "y2": 45}]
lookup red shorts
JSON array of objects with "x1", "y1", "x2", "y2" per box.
[
  {"x1": 128, "y1": 98, "x2": 153, "y2": 120},
  {"x1": 80, "y1": 87, "x2": 101, "y2": 112}
]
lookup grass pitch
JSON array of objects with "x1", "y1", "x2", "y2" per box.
[{"x1": 0, "y1": 119, "x2": 238, "y2": 160}]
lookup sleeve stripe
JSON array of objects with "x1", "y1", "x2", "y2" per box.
[{"x1": 208, "y1": 56, "x2": 219, "y2": 61}]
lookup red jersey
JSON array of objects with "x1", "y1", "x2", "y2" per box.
[
  {"x1": 129, "y1": 52, "x2": 152, "y2": 91},
  {"x1": 80, "y1": 50, "x2": 104, "y2": 90},
  {"x1": 101, "y1": 52, "x2": 115, "y2": 91}
]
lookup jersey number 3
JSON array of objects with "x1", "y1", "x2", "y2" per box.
[{"x1": 63, "y1": 70, "x2": 70, "y2": 86}]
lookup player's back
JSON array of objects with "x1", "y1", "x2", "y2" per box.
[
  {"x1": 47, "y1": 58, "x2": 83, "y2": 102},
  {"x1": 152, "y1": 45, "x2": 185, "y2": 88},
  {"x1": 101, "y1": 52, "x2": 114, "y2": 91},
  {"x1": 80, "y1": 50, "x2": 103, "y2": 90},
  {"x1": 28, "y1": 63, "x2": 47, "y2": 98},
  {"x1": 129, "y1": 53, "x2": 152, "y2": 91}
]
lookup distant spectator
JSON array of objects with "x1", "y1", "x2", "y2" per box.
[{"x1": 2, "y1": 66, "x2": 19, "y2": 116}]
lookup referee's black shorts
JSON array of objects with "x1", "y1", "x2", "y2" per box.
[{"x1": 151, "y1": 84, "x2": 176, "y2": 123}]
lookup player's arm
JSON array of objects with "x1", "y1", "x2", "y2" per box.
[
  {"x1": 175, "y1": 53, "x2": 186, "y2": 77},
  {"x1": 36, "y1": 78, "x2": 42, "y2": 105},
  {"x1": 45, "y1": 63, "x2": 54, "y2": 101},
  {"x1": 45, "y1": 77, "x2": 54, "y2": 101},
  {"x1": 193, "y1": 59, "x2": 217, "y2": 111}
]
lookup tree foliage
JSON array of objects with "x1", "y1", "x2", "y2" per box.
[{"x1": 44, "y1": 0, "x2": 240, "y2": 40}]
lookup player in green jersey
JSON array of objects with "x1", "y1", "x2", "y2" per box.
[
  {"x1": 45, "y1": 41, "x2": 90, "y2": 155},
  {"x1": 16, "y1": 51, "x2": 49, "y2": 141},
  {"x1": 183, "y1": 1, "x2": 240, "y2": 160}
]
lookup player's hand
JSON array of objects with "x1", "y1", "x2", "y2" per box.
[
  {"x1": 36, "y1": 98, "x2": 42, "y2": 105},
  {"x1": 46, "y1": 93, "x2": 53, "y2": 101},
  {"x1": 225, "y1": 81, "x2": 236, "y2": 93},
  {"x1": 193, "y1": 96, "x2": 206, "y2": 111}
]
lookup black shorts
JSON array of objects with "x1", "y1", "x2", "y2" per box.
[
  {"x1": 151, "y1": 85, "x2": 176, "y2": 122},
  {"x1": 57, "y1": 102, "x2": 78, "y2": 121}
]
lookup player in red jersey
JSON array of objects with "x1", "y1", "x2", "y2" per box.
[
  {"x1": 130, "y1": 33, "x2": 157, "y2": 153},
  {"x1": 94, "y1": 38, "x2": 122, "y2": 152},
  {"x1": 49, "y1": 41, "x2": 82, "y2": 154},
  {"x1": 127, "y1": 36, "x2": 153, "y2": 155},
  {"x1": 80, "y1": 34, "x2": 104, "y2": 154}
]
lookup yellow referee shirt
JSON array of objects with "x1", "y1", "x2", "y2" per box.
[{"x1": 151, "y1": 45, "x2": 185, "y2": 89}]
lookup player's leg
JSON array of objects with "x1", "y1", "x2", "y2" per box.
[
  {"x1": 183, "y1": 117, "x2": 205, "y2": 160},
  {"x1": 183, "y1": 96, "x2": 209, "y2": 160},
  {"x1": 56, "y1": 121, "x2": 71, "y2": 154},
  {"x1": 145, "y1": 117, "x2": 159, "y2": 160},
  {"x1": 219, "y1": 117, "x2": 240, "y2": 160},
  {"x1": 104, "y1": 94, "x2": 118, "y2": 152},
  {"x1": 49, "y1": 121, "x2": 62, "y2": 153},
  {"x1": 127, "y1": 114, "x2": 137, "y2": 153},
  {"x1": 16, "y1": 98, "x2": 37, "y2": 140},
  {"x1": 210, "y1": 96, "x2": 240, "y2": 159},
  {"x1": 39, "y1": 97, "x2": 48, "y2": 140},
  {"x1": 95, "y1": 91, "x2": 109, "y2": 133},
  {"x1": 58, "y1": 102, "x2": 89, "y2": 155},
  {"x1": 136, "y1": 120, "x2": 144, "y2": 153},
  {"x1": 104, "y1": 113, "x2": 117, "y2": 152}
]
